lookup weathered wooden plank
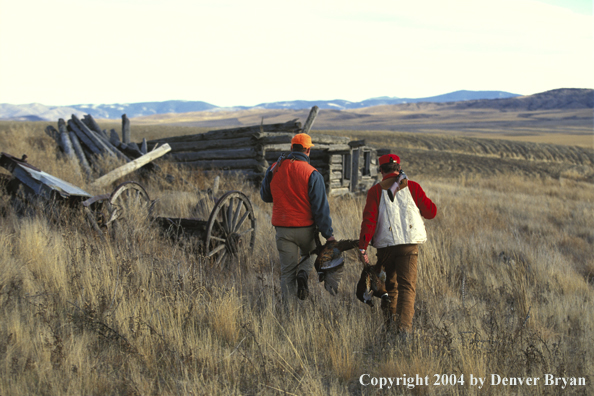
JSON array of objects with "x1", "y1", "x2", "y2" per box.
[
  {"x1": 348, "y1": 139, "x2": 366, "y2": 148},
  {"x1": 264, "y1": 150, "x2": 328, "y2": 161},
  {"x1": 68, "y1": 119, "x2": 103, "y2": 156},
  {"x1": 110, "y1": 129, "x2": 121, "y2": 147},
  {"x1": 309, "y1": 159, "x2": 327, "y2": 169},
  {"x1": 330, "y1": 180, "x2": 343, "y2": 189},
  {"x1": 326, "y1": 144, "x2": 351, "y2": 152},
  {"x1": 329, "y1": 187, "x2": 350, "y2": 196},
  {"x1": 148, "y1": 119, "x2": 302, "y2": 145},
  {"x1": 149, "y1": 136, "x2": 254, "y2": 153},
  {"x1": 256, "y1": 134, "x2": 293, "y2": 146},
  {"x1": 57, "y1": 118, "x2": 75, "y2": 159},
  {"x1": 69, "y1": 132, "x2": 93, "y2": 179},
  {"x1": 169, "y1": 147, "x2": 260, "y2": 162},
  {"x1": 351, "y1": 148, "x2": 359, "y2": 192},
  {"x1": 202, "y1": 119, "x2": 301, "y2": 140},
  {"x1": 330, "y1": 155, "x2": 343, "y2": 164},
  {"x1": 302, "y1": 106, "x2": 318, "y2": 135},
  {"x1": 90, "y1": 144, "x2": 171, "y2": 188},
  {"x1": 71, "y1": 114, "x2": 118, "y2": 158},
  {"x1": 122, "y1": 114, "x2": 131, "y2": 144},
  {"x1": 45, "y1": 125, "x2": 60, "y2": 144},
  {"x1": 82, "y1": 114, "x2": 103, "y2": 134},
  {"x1": 59, "y1": 129, "x2": 75, "y2": 158},
  {"x1": 92, "y1": 127, "x2": 132, "y2": 163}
]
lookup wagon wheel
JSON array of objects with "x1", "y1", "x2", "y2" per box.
[
  {"x1": 106, "y1": 181, "x2": 152, "y2": 227},
  {"x1": 204, "y1": 191, "x2": 256, "y2": 266}
]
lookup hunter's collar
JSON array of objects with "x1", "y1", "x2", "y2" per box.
[{"x1": 288, "y1": 152, "x2": 310, "y2": 163}]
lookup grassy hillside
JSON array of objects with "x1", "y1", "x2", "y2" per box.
[{"x1": 1, "y1": 122, "x2": 593, "y2": 395}]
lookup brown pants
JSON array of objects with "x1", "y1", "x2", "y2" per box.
[{"x1": 376, "y1": 244, "x2": 419, "y2": 332}]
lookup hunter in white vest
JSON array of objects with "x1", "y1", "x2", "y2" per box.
[{"x1": 357, "y1": 154, "x2": 437, "y2": 334}]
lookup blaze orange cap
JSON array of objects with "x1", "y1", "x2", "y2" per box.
[
  {"x1": 379, "y1": 153, "x2": 400, "y2": 165},
  {"x1": 291, "y1": 133, "x2": 314, "y2": 149}
]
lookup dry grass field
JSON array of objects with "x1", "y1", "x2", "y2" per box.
[{"x1": 1, "y1": 120, "x2": 593, "y2": 395}]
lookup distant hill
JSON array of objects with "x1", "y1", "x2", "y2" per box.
[
  {"x1": 249, "y1": 90, "x2": 521, "y2": 110},
  {"x1": 454, "y1": 88, "x2": 593, "y2": 111},
  {"x1": 0, "y1": 90, "x2": 520, "y2": 121}
]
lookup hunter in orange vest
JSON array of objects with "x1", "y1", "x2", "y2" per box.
[{"x1": 261, "y1": 133, "x2": 335, "y2": 302}]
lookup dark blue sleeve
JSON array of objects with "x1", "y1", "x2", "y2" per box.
[
  {"x1": 260, "y1": 165, "x2": 274, "y2": 203},
  {"x1": 308, "y1": 171, "x2": 333, "y2": 239}
]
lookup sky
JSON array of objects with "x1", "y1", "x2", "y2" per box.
[{"x1": 0, "y1": 0, "x2": 592, "y2": 107}]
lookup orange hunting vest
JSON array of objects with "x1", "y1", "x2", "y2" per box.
[{"x1": 270, "y1": 158, "x2": 316, "y2": 227}]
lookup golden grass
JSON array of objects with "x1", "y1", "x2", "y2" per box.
[{"x1": 1, "y1": 122, "x2": 593, "y2": 395}]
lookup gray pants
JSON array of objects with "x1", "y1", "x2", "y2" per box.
[{"x1": 275, "y1": 226, "x2": 317, "y2": 301}]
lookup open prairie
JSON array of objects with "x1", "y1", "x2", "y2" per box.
[
  {"x1": 0, "y1": 117, "x2": 593, "y2": 395},
  {"x1": 131, "y1": 98, "x2": 594, "y2": 149}
]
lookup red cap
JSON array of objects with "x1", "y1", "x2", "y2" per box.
[
  {"x1": 379, "y1": 154, "x2": 400, "y2": 165},
  {"x1": 291, "y1": 133, "x2": 314, "y2": 149}
]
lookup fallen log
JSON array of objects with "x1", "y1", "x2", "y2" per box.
[
  {"x1": 90, "y1": 144, "x2": 171, "y2": 188},
  {"x1": 45, "y1": 125, "x2": 60, "y2": 144},
  {"x1": 110, "y1": 129, "x2": 121, "y2": 147},
  {"x1": 82, "y1": 114, "x2": 103, "y2": 134},
  {"x1": 68, "y1": 119, "x2": 103, "y2": 156},
  {"x1": 70, "y1": 115, "x2": 118, "y2": 157},
  {"x1": 69, "y1": 132, "x2": 93, "y2": 179}
]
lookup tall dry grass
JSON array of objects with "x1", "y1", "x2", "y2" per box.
[{"x1": 1, "y1": 123, "x2": 593, "y2": 395}]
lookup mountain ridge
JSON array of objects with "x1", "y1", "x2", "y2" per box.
[{"x1": 1, "y1": 90, "x2": 521, "y2": 121}]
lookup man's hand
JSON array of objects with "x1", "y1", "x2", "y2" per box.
[
  {"x1": 326, "y1": 236, "x2": 336, "y2": 242},
  {"x1": 358, "y1": 249, "x2": 370, "y2": 265}
]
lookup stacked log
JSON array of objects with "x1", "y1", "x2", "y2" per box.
[
  {"x1": 45, "y1": 113, "x2": 154, "y2": 181},
  {"x1": 147, "y1": 119, "x2": 302, "y2": 182}
]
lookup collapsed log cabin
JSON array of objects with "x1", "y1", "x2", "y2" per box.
[{"x1": 147, "y1": 107, "x2": 378, "y2": 196}]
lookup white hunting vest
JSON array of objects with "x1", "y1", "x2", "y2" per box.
[{"x1": 371, "y1": 187, "x2": 427, "y2": 248}]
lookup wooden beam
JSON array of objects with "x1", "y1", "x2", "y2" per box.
[
  {"x1": 68, "y1": 119, "x2": 103, "y2": 156},
  {"x1": 122, "y1": 114, "x2": 131, "y2": 144},
  {"x1": 82, "y1": 114, "x2": 103, "y2": 134},
  {"x1": 70, "y1": 114, "x2": 119, "y2": 158},
  {"x1": 169, "y1": 147, "x2": 260, "y2": 162},
  {"x1": 90, "y1": 144, "x2": 171, "y2": 188},
  {"x1": 149, "y1": 136, "x2": 254, "y2": 153},
  {"x1": 110, "y1": 129, "x2": 121, "y2": 147},
  {"x1": 69, "y1": 132, "x2": 93, "y2": 179},
  {"x1": 45, "y1": 125, "x2": 60, "y2": 144},
  {"x1": 302, "y1": 106, "x2": 319, "y2": 135}
]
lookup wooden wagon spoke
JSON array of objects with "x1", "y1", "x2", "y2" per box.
[
  {"x1": 235, "y1": 210, "x2": 250, "y2": 231},
  {"x1": 204, "y1": 190, "x2": 256, "y2": 266},
  {"x1": 206, "y1": 243, "x2": 226, "y2": 258},
  {"x1": 215, "y1": 250, "x2": 227, "y2": 266},
  {"x1": 237, "y1": 228, "x2": 255, "y2": 236},
  {"x1": 231, "y1": 200, "x2": 243, "y2": 231},
  {"x1": 226, "y1": 200, "x2": 234, "y2": 231}
]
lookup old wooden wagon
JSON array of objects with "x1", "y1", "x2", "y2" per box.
[
  {"x1": 147, "y1": 107, "x2": 379, "y2": 195},
  {"x1": 0, "y1": 152, "x2": 255, "y2": 266}
]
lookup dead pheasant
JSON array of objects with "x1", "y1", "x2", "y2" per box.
[
  {"x1": 296, "y1": 238, "x2": 359, "y2": 295},
  {"x1": 355, "y1": 258, "x2": 388, "y2": 307}
]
